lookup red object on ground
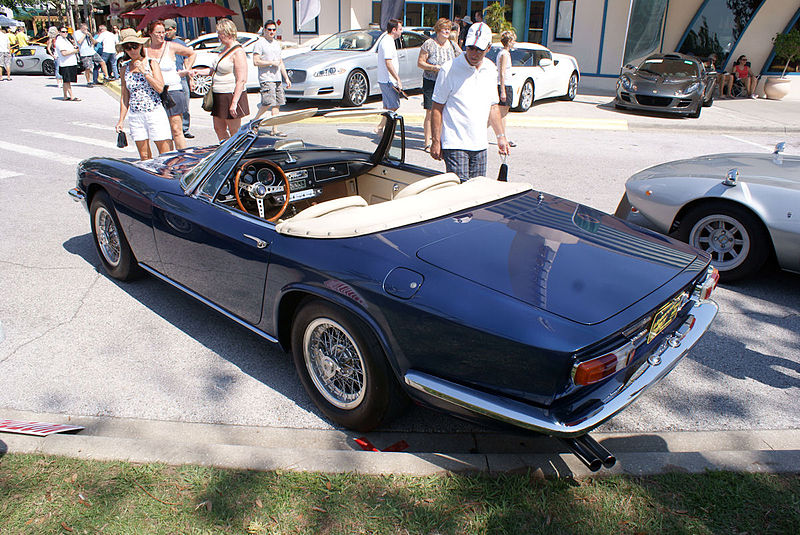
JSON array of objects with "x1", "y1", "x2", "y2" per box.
[
  {"x1": 355, "y1": 437, "x2": 410, "y2": 452},
  {"x1": 179, "y1": 2, "x2": 236, "y2": 19},
  {"x1": 0, "y1": 419, "x2": 84, "y2": 437}
]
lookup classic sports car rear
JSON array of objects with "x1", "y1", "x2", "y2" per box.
[
  {"x1": 10, "y1": 46, "x2": 55, "y2": 76},
  {"x1": 615, "y1": 53, "x2": 714, "y2": 118},
  {"x1": 69, "y1": 109, "x2": 718, "y2": 470}
]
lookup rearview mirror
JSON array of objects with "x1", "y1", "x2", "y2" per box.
[{"x1": 539, "y1": 58, "x2": 553, "y2": 68}]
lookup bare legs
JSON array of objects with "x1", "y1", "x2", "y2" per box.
[
  {"x1": 62, "y1": 81, "x2": 73, "y2": 100},
  {"x1": 423, "y1": 109, "x2": 432, "y2": 149},
  {"x1": 134, "y1": 139, "x2": 174, "y2": 160},
  {"x1": 213, "y1": 116, "x2": 241, "y2": 142},
  {"x1": 169, "y1": 114, "x2": 185, "y2": 150}
]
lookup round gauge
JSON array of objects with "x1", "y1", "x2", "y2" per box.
[
  {"x1": 257, "y1": 167, "x2": 276, "y2": 185},
  {"x1": 218, "y1": 180, "x2": 231, "y2": 196}
]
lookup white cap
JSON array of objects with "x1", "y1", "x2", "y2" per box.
[{"x1": 464, "y1": 22, "x2": 492, "y2": 50}]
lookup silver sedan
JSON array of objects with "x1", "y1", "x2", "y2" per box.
[
  {"x1": 616, "y1": 143, "x2": 799, "y2": 281},
  {"x1": 282, "y1": 29, "x2": 426, "y2": 107}
]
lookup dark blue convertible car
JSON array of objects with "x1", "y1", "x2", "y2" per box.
[{"x1": 69, "y1": 109, "x2": 719, "y2": 470}]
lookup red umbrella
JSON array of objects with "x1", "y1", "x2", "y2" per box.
[
  {"x1": 121, "y1": 8, "x2": 150, "y2": 18},
  {"x1": 179, "y1": 2, "x2": 236, "y2": 18},
  {"x1": 137, "y1": 5, "x2": 184, "y2": 30}
]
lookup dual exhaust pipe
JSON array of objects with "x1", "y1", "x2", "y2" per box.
[{"x1": 561, "y1": 434, "x2": 616, "y2": 472}]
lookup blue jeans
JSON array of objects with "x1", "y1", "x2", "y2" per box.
[
  {"x1": 181, "y1": 77, "x2": 191, "y2": 133},
  {"x1": 100, "y1": 51, "x2": 117, "y2": 79}
]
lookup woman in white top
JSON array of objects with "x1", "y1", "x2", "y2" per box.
[
  {"x1": 144, "y1": 20, "x2": 196, "y2": 150},
  {"x1": 0, "y1": 27, "x2": 11, "y2": 81},
  {"x1": 417, "y1": 18, "x2": 461, "y2": 152},
  {"x1": 55, "y1": 27, "x2": 81, "y2": 101},
  {"x1": 115, "y1": 29, "x2": 172, "y2": 160},
  {"x1": 191, "y1": 19, "x2": 249, "y2": 142},
  {"x1": 496, "y1": 31, "x2": 517, "y2": 147}
]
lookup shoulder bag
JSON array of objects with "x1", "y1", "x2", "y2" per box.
[
  {"x1": 203, "y1": 44, "x2": 241, "y2": 112},
  {"x1": 152, "y1": 46, "x2": 177, "y2": 109}
]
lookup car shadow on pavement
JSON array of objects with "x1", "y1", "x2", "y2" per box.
[{"x1": 596, "y1": 99, "x2": 693, "y2": 119}]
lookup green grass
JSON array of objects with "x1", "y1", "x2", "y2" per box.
[{"x1": 1, "y1": 453, "x2": 798, "y2": 534}]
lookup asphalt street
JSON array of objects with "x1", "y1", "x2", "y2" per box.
[{"x1": 0, "y1": 76, "x2": 798, "y2": 473}]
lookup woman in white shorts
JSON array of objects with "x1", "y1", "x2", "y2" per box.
[{"x1": 114, "y1": 29, "x2": 171, "y2": 160}]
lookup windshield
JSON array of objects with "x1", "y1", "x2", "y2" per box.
[
  {"x1": 313, "y1": 30, "x2": 381, "y2": 51},
  {"x1": 639, "y1": 58, "x2": 699, "y2": 78}
]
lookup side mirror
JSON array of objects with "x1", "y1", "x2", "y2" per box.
[{"x1": 538, "y1": 57, "x2": 553, "y2": 68}]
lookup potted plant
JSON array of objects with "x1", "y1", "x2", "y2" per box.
[{"x1": 765, "y1": 28, "x2": 800, "y2": 100}]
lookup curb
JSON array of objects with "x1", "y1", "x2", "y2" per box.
[{"x1": 2, "y1": 409, "x2": 798, "y2": 477}]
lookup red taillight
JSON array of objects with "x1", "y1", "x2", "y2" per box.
[
  {"x1": 698, "y1": 267, "x2": 719, "y2": 300},
  {"x1": 573, "y1": 342, "x2": 635, "y2": 386}
]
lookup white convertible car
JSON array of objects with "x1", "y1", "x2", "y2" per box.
[{"x1": 485, "y1": 42, "x2": 580, "y2": 111}]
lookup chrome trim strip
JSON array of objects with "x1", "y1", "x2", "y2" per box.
[
  {"x1": 138, "y1": 263, "x2": 279, "y2": 344},
  {"x1": 405, "y1": 300, "x2": 718, "y2": 438},
  {"x1": 68, "y1": 188, "x2": 85, "y2": 202}
]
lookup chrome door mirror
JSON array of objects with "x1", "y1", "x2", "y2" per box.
[
  {"x1": 539, "y1": 58, "x2": 553, "y2": 68},
  {"x1": 723, "y1": 168, "x2": 738, "y2": 187}
]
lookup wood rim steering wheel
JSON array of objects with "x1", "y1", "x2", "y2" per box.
[{"x1": 233, "y1": 158, "x2": 291, "y2": 223}]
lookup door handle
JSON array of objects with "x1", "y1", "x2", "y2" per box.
[{"x1": 243, "y1": 234, "x2": 269, "y2": 249}]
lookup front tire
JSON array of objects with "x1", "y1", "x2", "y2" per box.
[
  {"x1": 689, "y1": 104, "x2": 701, "y2": 118},
  {"x1": 291, "y1": 299, "x2": 408, "y2": 431},
  {"x1": 515, "y1": 79, "x2": 534, "y2": 112},
  {"x1": 677, "y1": 202, "x2": 769, "y2": 281},
  {"x1": 342, "y1": 70, "x2": 368, "y2": 107},
  {"x1": 562, "y1": 72, "x2": 578, "y2": 101},
  {"x1": 90, "y1": 191, "x2": 140, "y2": 281}
]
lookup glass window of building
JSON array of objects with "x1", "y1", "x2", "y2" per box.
[
  {"x1": 678, "y1": 0, "x2": 764, "y2": 68},
  {"x1": 528, "y1": 1, "x2": 546, "y2": 44},
  {"x1": 237, "y1": 0, "x2": 262, "y2": 33},
  {"x1": 765, "y1": 12, "x2": 800, "y2": 74},
  {"x1": 623, "y1": 0, "x2": 668, "y2": 66}
]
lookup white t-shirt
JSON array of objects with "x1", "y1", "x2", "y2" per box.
[
  {"x1": 55, "y1": 36, "x2": 78, "y2": 67},
  {"x1": 73, "y1": 29, "x2": 94, "y2": 57},
  {"x1": 376, "y1": 33, "x2": 398, "y2": 84},
  {"x1": 0, "y1": 33, "x2": 9, "y2": 53},
  {"x1": 97, "y1": 30, "x2": 118, "y2": 54},
  {"x1": 432, "y1": 54, "x2": 499, "y2": 151},
  {"x1": 252, "y1": 37, "x2": 282, "y2": 83}
]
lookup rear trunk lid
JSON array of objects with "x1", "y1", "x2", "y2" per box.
[{"x1": 415, "y1": 191, "x2": 699, "y2": 325}]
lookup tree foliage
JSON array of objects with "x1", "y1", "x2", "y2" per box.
[
  {"x1": 772, "y1": 28, "x2": 800, "y2": 77},
  {"x1": 482, "y1": 1, "x2": 513, "y2": 36}
]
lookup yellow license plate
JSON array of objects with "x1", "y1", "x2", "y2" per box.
[{"x1": 647, "y1": 296, "x2": 682, "y2": 343}]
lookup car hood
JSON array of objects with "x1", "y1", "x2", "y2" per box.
[
  {"x1": 131, "y1": 146, "x2": 218, "y2": 179},
  {"x1": 627, "y1": 72, "x2": 697, "y2": 89},
  {"x1": 628, "y1": 153, "x2": 800, "y2": 189},
  {"x1": 284, "y1": 49, "x2": 366, "y2": 69},
  {"x1": 415, "y1": 191, "x2": 699, "y2": 325}
]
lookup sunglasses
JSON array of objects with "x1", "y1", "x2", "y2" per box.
[
  {"x1": 265, "y1": 27, "x2": 277, "y2": 32},
  {"x1": 122, "y1": 42, "x2": 140, "y2": 50}
]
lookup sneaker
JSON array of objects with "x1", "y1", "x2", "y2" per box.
[
  {"x1": 751, "y1": 94, "x2": 758, "y2": 99},
  {"x1": 183, "y1": 132, "x2": 195, "y2": 139}
]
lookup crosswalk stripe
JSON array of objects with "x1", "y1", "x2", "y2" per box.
[
  {"x1": 0, "y1": 169, "x2": 23, "y2": 179},
  {"x1": 0, "y1": 141, "x2": 81, "y2": 167},
  {"x1": 22, "y1": 129, "x2": 134, "y2": 152},
  {"x1": 72, "y1": 121, "x2": 116, "y2": 131}
]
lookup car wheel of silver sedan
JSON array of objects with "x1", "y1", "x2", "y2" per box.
[
  {"x1": 563, "y1": 72, "x2": 578, "y2": 101},
  {"x1": 291, "y1": 299, "x2": 408, "y2": 431},
  {"x1": 515, "y1": 79, "x2": 534, "y2": 112},
  {"x1": 191, "y1": 73, "x2": 212, "y2": 97},
  {"x1": 343, "y1": 70, "x2": 368, "y2": 107},
  {"x1": 678, "y1": 202, "x2": 769, "y2": 281},
  {"x1": 90, "y1": 191, "x2": 140, "y2": 281}
]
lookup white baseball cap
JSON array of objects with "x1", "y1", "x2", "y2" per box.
[{"x1": 464, "y1": 22, "x2": 492, "y2": 50}]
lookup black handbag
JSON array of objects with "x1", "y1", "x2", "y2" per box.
[
  {"x1": 117, "y1": 131, "x2": 128, "y2": 148},
  {"x1": 160, "y1": 87, "x2": 176, "y2": 109}
]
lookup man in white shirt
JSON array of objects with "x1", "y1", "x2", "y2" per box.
[
  {"x1": 0, "y1": 27, "x2": 11, "y2": 81},
  {"x1": 253, "y1": 19, "x2": 292, "y2": 136},
  {"x1": 431, "y1": 22, "x2": 509, "y2": 182},
  {"x1": 95, "y1": 25, "x2": 119, "y2": 80},
  {"x1": 73, "y1": 23, "x2": 97, "y2": 86},
  {"x1": 376, "y1": 18, "x2": 403, "y2": 112}
]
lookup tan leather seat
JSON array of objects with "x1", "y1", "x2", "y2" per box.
[
  {"x1": 394, "y1": 173, "x2": 461, "y2": 199},
  {"x1": 289, "y1": 195, "x2": 368, "y2": 222}
]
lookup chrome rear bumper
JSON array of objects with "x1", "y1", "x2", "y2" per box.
[{"x1": 404, "y1": 300, "x2": 718, "y2": 438}]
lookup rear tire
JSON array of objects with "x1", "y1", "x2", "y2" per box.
[
  {"x1": 677, "y1": 201, "x2": 769, "y2": 281},
  {"x1": 515, "y1": 79, "x2": 534, "y2": 112},
  {"x1": 90, "y1": 191, "x2": 141, "y2": 281},
  {"x1": 291, "y1": 299, "x2": 408, "y2": 431},
  {"x1": 42, "y1": 59, "x2": 55, "y2": 76}
]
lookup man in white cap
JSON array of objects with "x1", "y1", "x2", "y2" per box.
[{"x1": 430, "y1": 22, "x2": 509, "y2": 182}]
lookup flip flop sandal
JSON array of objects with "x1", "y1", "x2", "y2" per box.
[{"x1": 70, "y1": 97, "x2": 81, "y2": 101}]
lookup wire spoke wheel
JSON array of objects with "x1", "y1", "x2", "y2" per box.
[
  {"x1": 303, "y1": 317, "x2": 367, "y2": 409},
  {"x1": 94, "y1": 207, "x2": 121, "y2": 267}
]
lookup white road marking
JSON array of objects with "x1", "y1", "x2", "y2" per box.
[
  {"x1": 0, "y1": 169, "x2": 22, "y2": 179},
  {"x1": 0, "y1": 141, "x2": 81, "y2": 166},
  {"x1": 72, "y1": 121, "x2": 116, "y2": 131},
  {"x1": 722, "y1": 134, "x2": 774, "y2": 152},
  {"x1": 22, "y1": 129, "x2": 135, "y2": 152}
]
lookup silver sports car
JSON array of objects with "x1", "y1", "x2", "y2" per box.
[
  {"x1": 11, "y1": 46, "x2": 55, "y2": 76},
  {"x1": 615, "y1": 53, "x2": 715, "y2": 119},
  {"x1": 616, "y1": 143, "x2": 799, "y2": 281},
  {"x1": 283, "y1": 29, "x2": 427, "y2": 106}
]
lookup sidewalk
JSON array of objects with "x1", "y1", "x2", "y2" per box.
[{"x1": 2, "y1": 408, "x2": 799, "y2": 477}]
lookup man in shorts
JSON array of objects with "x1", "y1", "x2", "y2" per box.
[
  {"x1": 0, "y1": 27, "x2": 11, "y2": 81},
  {"x1": 73, "y1": 23, "x2": 97, "y2": 86},
  {"x1": 377, "y1": 18, "x2": 403, "y2": 113},
  {"x1": 252, "y1": 20, "x2": 292, "y2": 137}
]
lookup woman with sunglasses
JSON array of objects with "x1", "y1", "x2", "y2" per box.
[
  {"x1": 114, "y1": 29, "x2": 172, "y2": 160},
  {"x1": 54, "y1": 27, "x2": 80, "y2": 100},
  {"x1": 723, "y1": 55, "x2": 758, "y2": 98}
]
